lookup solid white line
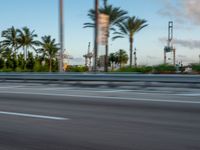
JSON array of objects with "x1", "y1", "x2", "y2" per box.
[
  {"x1": 0, "y1": 111, "x2": 68, "y2": 121},
  {"x1": 0, "y1": 91, "x2": 200, "y2": 104}
]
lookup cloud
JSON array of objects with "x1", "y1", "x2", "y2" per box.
[
  {"x1": 174, "y1": 39, "x2": 200, "y2": 49},
  {"x1": 159, "y1": 37, "x2": 200, "y2": 49},
  {"x1": 184, "y1": 0, "x2": 200, "y2": 25},
  {"x1": 159, "y1": 0, "x2": 200, "y2": 25}
]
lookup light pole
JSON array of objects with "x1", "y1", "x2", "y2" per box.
[
  {"x1": 59, "y1": 0, "x2": 64, "y2": 72},
  {"x1": 93, "y1": 0, "x2": 99, "y2": 72}
]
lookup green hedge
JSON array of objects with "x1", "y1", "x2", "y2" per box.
[
  {"x1": 116, "y1": 64, "x2": 176, "y2": 74},
  {"x1": 66, "y1": 66, "x2": 89, "y2": 72},
  {"x1": 153, "y1": 64, "x2": 176, "y2": 73},
  {"x1": 117, "y1": 66, "x2": 153, "y2": 73},
  {"x1": 191, "y1": 64, "x2": 200, "y2": 72}
]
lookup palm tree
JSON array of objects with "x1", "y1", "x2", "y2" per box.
[
  {"x1": 109, "y1": 53, "x2": 116, "y2": 70},
  {"x1": 84, "y1": 4, "x2": 127, "y2": 72},
  {"x1": 0, "y1": 26, "x2": 19, "y2": 52},
  {"x1": 113, "y1": 16, "x2": 148, "y2": 67},
  {"x1": 115, "y1": 49, "x2": 128, "y2": 69},
  {"x1": 38, "y1": 36, "x2": 59, "y2": 72},
  {"x1": 17, "y1": 27, "x2": 39, "y2": 60}
]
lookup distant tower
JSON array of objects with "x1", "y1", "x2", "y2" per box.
[{"x1": 164, "y1": 21, "x2": 176, "y2": 65}]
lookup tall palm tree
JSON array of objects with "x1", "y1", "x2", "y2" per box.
[
  {"x1": 38, "y1": 36, "x2": 59, "y2": 72},
  {"x1": 84, "y1": 4, "x2": 127, "y2": 72},
  {"x1": 17, "y1": 27, "x2": 39, "y2": 60},
  {"x1": 113, "y1": 16, "x2": 148, "y2": 67},
  {"x1": 0, "y1": 26, "x2": 19, "y2": 52}
]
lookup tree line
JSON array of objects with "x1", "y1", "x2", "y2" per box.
[{"x1": 0, "y1": 26, "x2": 59, "y2": 72}]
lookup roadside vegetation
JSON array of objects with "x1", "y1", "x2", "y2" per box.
[
  {"x1": 115, "y1": 65, "x2": 176, "y2": 74},
  {"x1": 191, "y1": 64, "x2": 200, "y2": 73},
  {"x1": 0, "y1": 26, "x2": 59, "y2": 72},
  {"x1": 0, "y1": 0, "x2": 199, "y2": 74}
]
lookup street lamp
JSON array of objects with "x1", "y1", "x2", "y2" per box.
[{"x1": 59, "y1": 0, "x2": 64, "y2": 72}]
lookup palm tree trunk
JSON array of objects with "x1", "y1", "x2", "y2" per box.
[
  {"x1": 49, "y1": 57, "x2": 52, "y2": 72},
  {"x1": 130, "y1": 37, "x2": 133, "y2": 68},
  {"x1": 104, "y1": 28, "x2": 110, "y2": 72},
  {"x1": 111, "y1": 62, "x2": 114, "y2": 71},
  {"x1": 24, "y1": 48, "x2": 26, "y2": 60},
  {"x1": 104, "y1": 43, "x2": 109, "y2": 72}
]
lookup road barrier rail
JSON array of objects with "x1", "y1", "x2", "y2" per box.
[{"x1": 0, "y1": 73, "x2": 200, "y2": 84}]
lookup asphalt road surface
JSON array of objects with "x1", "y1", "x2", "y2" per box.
[{"x1": 0, "y1": 83, "x2": 200, "y2": 150}]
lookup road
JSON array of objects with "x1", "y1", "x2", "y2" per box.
[{"x1": 0, "y1": 83, "x2": 200, "y2": 150}]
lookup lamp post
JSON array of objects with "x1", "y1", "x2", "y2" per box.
[{"x1": 59, "y1": 0, "x2": 64, "y2": 72}]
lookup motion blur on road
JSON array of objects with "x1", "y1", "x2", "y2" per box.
[
  {"x1": 0, "y1": 82, "x2": 200, "y2": 150},
  {"x1": 1, "y1": 0, "x2": 200, "y2": 149}
]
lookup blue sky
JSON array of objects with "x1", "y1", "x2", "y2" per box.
[{"x1": 0, "y1": 0, "x2": 200, "y2": 65}]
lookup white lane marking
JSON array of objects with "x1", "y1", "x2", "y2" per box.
[
  {"x1": 39, "y1": 87, "x2": 75, "y2": 91},
  {"x1": 0, "y1": 86, "x2": 24, "y2": 89},
  {"x1": 0, "y1": 91, "x2": 200, "y2": 104},
  {"x1": 0, "y1": 111, "x2": 68, "y2": 121},
  {"x1": 34, "y1": 88, "x2": 170, "y2": 94},
  {"x1": 55, "y1": 89, "x2": 134, "y2": 93},
  {"x1": 176, "y1": 93, "x2": 200, "y2": 96},
  {"x1": 94, "y1": 90, "x2": 134, "y2": 93},
  {"x1": 0, "y1": 86, "x2": 180, "y2": 94}
]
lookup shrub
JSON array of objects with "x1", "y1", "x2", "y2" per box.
[
  {"x1": 33, "y1": 60, "x2": 42, "y2": 72},
  {"x1": 0, "y1": 58, "x2": 4, "y2": 69},
  {"x1": 117, "y1": 66, "x2": 153, "y2": 73},
  {"x1": 66, "y1": 66, "x2": 89, "y2": 72},
  {"x1": 153, "y1": 64, "x2": 176, "y2": 74},
  {"x1": 191, "y1": 64, "x2": 200, "y2": 72}
]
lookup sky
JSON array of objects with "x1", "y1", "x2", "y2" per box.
[{"x1": 0, "y1": 0, "x2": 200, "y2": 65}]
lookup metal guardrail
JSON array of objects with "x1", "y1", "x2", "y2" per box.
[{"x1": 0, "y1": 73, "x2": 200, "y2": 84}]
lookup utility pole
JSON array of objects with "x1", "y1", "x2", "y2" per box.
[
  {"x1": 59, "y1": 0, "x2": 64, "y2": 72},
  {"x1": 93, "y1": 0, "x2": 99, "y2": 72}
]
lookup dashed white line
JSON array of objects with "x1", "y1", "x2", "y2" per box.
[{"x1": 0, "y1": 111, "x2": 69, "y2": 121}]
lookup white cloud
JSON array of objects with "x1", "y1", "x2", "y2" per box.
[
  {"x1": 159, "y1": 0, "x2": 200, "y2": 25},
  {"x1": 159, "y1": 37, "x2": 200, "y2": 49},
  {"x1": 184, "y1": 0, "x2": 200, "y2": 25}
]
